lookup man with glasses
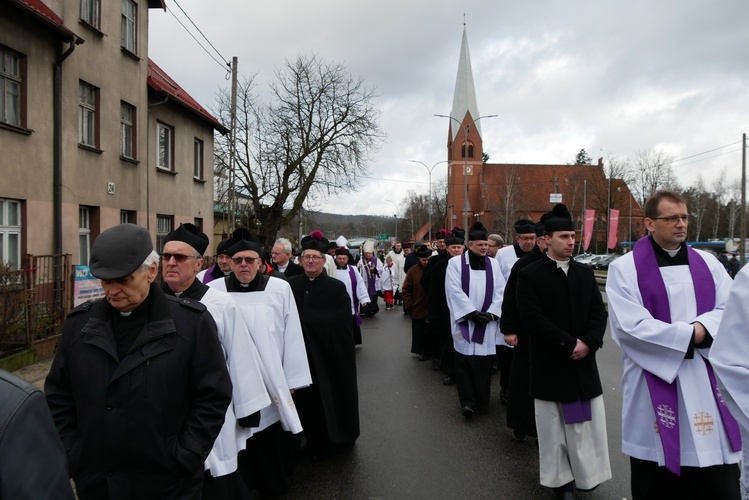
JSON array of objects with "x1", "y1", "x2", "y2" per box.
[
  {"x1": 607, "y1": 190, "x2": 741, "y2": 499},
  {"x1": 160, "y1": 224, "x2": 270, "y2": 499},
  {"x1": 208, "y1": 234, "x2": 311, "y2": 498},
  {"x1": 271, "y1": 237, "x2": 303, "y2": 278},
  {"x1": 288, "y1": 231, "x2": 360, "y2": 461},
  {"x1": 495, "y1": 220, "x2": 536, "y2": 404},
  {"x1": 198, "y1": 227, "x2": 250, "y2": 284},
  {"x1": 45, "y1": 224, "x2": 232, "y2": 499},
  {"x1": 487, "y1": 234, "x2": 504, "y2": 258}
]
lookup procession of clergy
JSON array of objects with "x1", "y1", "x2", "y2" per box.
[{"x1": 41, "y1": 188, "x2": 749, "y2": 499}]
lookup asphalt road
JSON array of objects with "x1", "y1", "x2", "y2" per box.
[{"x1": 286, "y1": 299, "x2": 631, "y2": 499}]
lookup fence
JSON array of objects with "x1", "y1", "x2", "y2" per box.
[{"x1": 0, "y1": 254, "x2": 71, "y2": 359}]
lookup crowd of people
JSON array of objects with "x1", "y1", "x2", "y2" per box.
[{"x1": 7, "y1": 189, "x2": 749, "y2": 499}]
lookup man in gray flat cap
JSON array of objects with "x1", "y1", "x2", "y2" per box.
[{"x1": 45, "y1": 223, "x2": 232, "y2": 500}]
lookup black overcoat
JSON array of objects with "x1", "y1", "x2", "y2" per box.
[
  {"x1": 516, "y1": 256, "x2": 607, "y2": 402},
  {"x1": 45, "y1": 285, "x2": 232, "y2": 500},
  {"x1": 288, "y1": 272, "x2": 360, "y2": 445}
]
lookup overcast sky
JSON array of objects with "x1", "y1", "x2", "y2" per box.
[{"x1": 149, "y1": 0, "x2": 749, "y2": 217}]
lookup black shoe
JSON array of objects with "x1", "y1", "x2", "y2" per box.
[
  {"x1": 417, "y1": 353, "x2": 430, "y2": 361},
  {"x1": 512, "y1": 430, "x2": 527, "y2": 442},
  {"x1": 461, "y1": 406, "x2": 474, "y2": 419},
  {"x1": 499, "y1": 392, "x2": 509, "y2": 405},
  {"x1": 442, "y1": 375, "x2": 456, "y2": 386}
]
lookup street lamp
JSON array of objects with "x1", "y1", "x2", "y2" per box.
[
  {"x1": 408, "y1": 160, "x2": 447, "y2": 241},
  {"x1": 434, "y1": 113, "x2": 497, "y2": 234},
  {"x1": 385, "y1": 199, "x2": 398, "y2": 240}
]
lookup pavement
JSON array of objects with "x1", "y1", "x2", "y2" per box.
[{"x1": 13, "y1": 357, "x2": 53, "y2": 391}]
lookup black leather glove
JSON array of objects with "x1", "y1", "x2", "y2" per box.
[
  {"x1": 465, "y1": 311, "x2": 491, "y2": 326},
  {"x1": 478, "y1": 312, "x2": 496, "y2": 323}
]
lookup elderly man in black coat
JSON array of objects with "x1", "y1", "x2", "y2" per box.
[
  {"x1": 516, "y1": 205, "x2": 611, "y2": 500},
  {"x1": 45, "y1": 224, "x2": 232, "y2": 500},
  {"x1": 289, "y1": 231, "x2": 360, "y2": 461}
]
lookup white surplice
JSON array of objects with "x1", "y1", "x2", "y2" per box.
[
  {"x1": 209, "y1": 277, "x2": 311, "y2": 434},
  {"x1": 336, "y1": 265, "x2": 370, "y2": 315},
  {"x1": 199, "y1": 288, "x2": 271, "y2": 477},
  {"x1": 445, "y1": 253, "x2": 505, "y2": 356},
  {"x1": 710, "y1": 264, "x2": 749, "y2": 485},
  {"x1": 494, "y1": 244, "x2": 521, "y2": 347},
  {"x1": 606, "y1": 249, "x2": 740, "y2": 467}
]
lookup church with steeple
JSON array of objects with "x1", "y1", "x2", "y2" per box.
[{"x1": 443, "y1": 25, "x2": 642, "y2": 251}]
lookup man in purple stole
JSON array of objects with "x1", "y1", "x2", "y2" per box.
[
  {"x1": 607, "y1": 190, "x2": 741, "y2": 499},
  {"x1": 445, "y1": 222, "x2": 504, "y2": 419},
  {"x1": 517, "y1": 204, "x2": 611, "y2": 499}
]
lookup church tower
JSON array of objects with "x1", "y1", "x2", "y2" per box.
[{"x1": 445, "y1": 24, "x2": 487, "y2": 232}]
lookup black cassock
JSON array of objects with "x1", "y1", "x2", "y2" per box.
[{"x1": 288, "y1": 272, "x2": 360, "y2": 453}]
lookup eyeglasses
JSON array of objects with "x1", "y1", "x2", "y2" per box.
[
  {"x1": 518, "y1": 235, "x2": 536, "y2": 241},
  {"x1": 161, "y1": 253, "x2": 199, "y2": 263},
  {"x1": 649, "y1": 215, "x2": 689, "y2": 224},
  {"x1": 300, "y1": 255, "x2": 324, "y2": 262},
  {"x1": 231, "y1": 256, "x2": 258, "y2": 265}
]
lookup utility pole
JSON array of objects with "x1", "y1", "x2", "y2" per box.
[
  {"x1": 228, "y1": 57, "x2": 238, "y2": 232},
  {"x1": 741, "y1": 133, "x2": 746, "y2": 268}
]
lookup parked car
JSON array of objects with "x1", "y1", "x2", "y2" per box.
[
  {"x1": 574, "y1": 254, "x2": 606, "y2": 267},
  {"x1": 593, "y1": 253, "x2": 621, "y2": 270}
]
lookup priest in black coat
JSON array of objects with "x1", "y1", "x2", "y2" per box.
[{"x1": 289, "y1": 231, "x2": 360, "y2": 460}]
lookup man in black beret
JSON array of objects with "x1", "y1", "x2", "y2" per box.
[
  {"x1": 445, "y1": 222, "x2": 505, "y2": 419},
  {"x1": 494, "y1": 218, "x2": 536, "y2": 404},
  {"x1": 288, "y1": 231, "x2": 360, "y2": 460},
  {"x1": 516, "y1": 205, "x2": 610, "y2": 498},
  {"x1": 45, "y1": 224, "x2": 232, "y2": 500},
  {"x1": 208, "y1": 231, "x2": 310, "y2": 497},
  {"x1": 160, "y1": 224, "x2": 270, "y2": 499},
  {"x1": 198, "y1": 227, "x2": 253, "y2": 285}
]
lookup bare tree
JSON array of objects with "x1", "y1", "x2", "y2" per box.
[
  {"x1": 726, "y1": 180, "x2": 742, "y2": 239},
  {"x1": 710, "y1": 170, "x2": 727, "y2": 240},
  {"x1": 431, "y1": 177, "x2": 448, "y2": 232},
  {"x1": 214, "y1": 54, "x2": 385, "y2": 246},
  {"x1": 683, "y1": 176, "x2": 709, "y2": 241},
  {"x1": 486, "y1": 166, "x2": 522, "y2": 241},
  {"x1": 400, "y1": 190, "x2": 430, "y2": 238},
  {"x1": 630, "y1": 149, "x2": 677, "y2": 206}
]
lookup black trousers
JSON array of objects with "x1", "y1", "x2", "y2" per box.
[
  {"x1": 630, "y1": 456, "x2": 740, "y2": 500},
  {"x1": 497, "y1": 345, "x2": 514, "y2": 396},
  {"x1": 237, "y1": 422, "x2": 293, "y2": 496},
  {"x1": 410, "y1": 318, "x2": 429, "y2": 355},
  {"x1": 434, "y1": 320, "x2": 455, "y2": 376},
  {"x1": 453, "y1": 351, "x2": 493, "y2": 409}
]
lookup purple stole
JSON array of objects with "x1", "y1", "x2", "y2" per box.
[
  {"x1": 633, "y1": 235, "x2": 741, "y2": 476},
  {"x1": 459, "y1": 254, "x2": 494, "y2": 344},
  {"x1": 348, "y1": 266, "x2": 362, "y2": 327},
  {"x1": 202, "y1": 264, "x2": 218, "y2": 284},
  {"x1": 364, "y1": 257, "x2": 378, "y2": 298}
]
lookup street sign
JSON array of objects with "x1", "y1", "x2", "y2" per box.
[
  {"x1": 379, "y1": 233, "x2": 389, "y2": 239},
  {"x1": 550, "y1": 193, "x2": 563, "y2": 203}
]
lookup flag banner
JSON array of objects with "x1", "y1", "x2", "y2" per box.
[
  {"x1": 608, "y1": 209, "x2": 620, "y2": 249},
  {"x1": 583, "y1": 209, "x2": 596, "y2": 251}
]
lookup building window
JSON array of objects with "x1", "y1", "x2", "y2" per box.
[
  {"x1": 79, "y1": 207, "x2": 91, "y2": 266},
  {"x1": 80, "y1": 0, "x2": 100, "y2": 29},
  {"x1": 157, "y1": 122, "x2": 174, "y2": 171},
  {"x1": 193, "y1": 138, "x2": 204, "y2": 179},
  {"x1": 120, "y1": 101, "x2": 136, "y2": 159},
  {"x1": 0, "y1": 45, "x2": 23, "y2": 128},
  {"x1": 461, "y1": 141, "x2": 474, "y2": 159},
  {"x1": 78, "y1": 81, "x2": 99, "y2": 148},
  {"x1": 120, "y1": 210, "x2": 136, "y2": 224},
  {"x1": 0, "y1": 199, "x2": 21, "y2": 270},
  {"x1": 156, "y1": 215, "x2": 173, "y2": 252},
  {"x1": 194, "y1": 218, "x2": 203, "y2": 234},
  {"x1": 121, "y1": 0, "x2": 137, "y2": 54}
]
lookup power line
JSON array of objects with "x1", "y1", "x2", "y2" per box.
[
  {"x1": 171, "y1": 0, "x2": 230, "y2": 66},
  {"x1": 166, "y1": 4, "x2": 230, "y2": 74},
  {"x1": 671, "y1": 147, "x2": 744, "y2": 168},
  {"x1": 671, "y1": 140, "x2": 743, "y2": 164}
]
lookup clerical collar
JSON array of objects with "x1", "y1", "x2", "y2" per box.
[
  {"x1": 649, "y1": 236, "x2": 688, "y2": 266},
  {"x1": 467, "y1": 250, "x2": 486, "y2": 270},
  {"x1": 546, "y1": 253, "x2": 571, "y2": 275},
  {"x1": 277, "y1": 262, "x2": 288, "y2": 272},
  {"x1": 392, "y1": 248, "x2": 402, "y2": 254}
]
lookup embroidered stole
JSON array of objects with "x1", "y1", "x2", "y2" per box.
[
  {"x1": 348, "y1": 266, "x2": 362, "y2": 327},
  {"x1": 633, "y1": 235, "x2": 741, "y2": 476},
  {"x1": 459, "y1": 254, "x2": 493, "y2": 344}
]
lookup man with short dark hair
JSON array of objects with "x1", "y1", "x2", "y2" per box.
[
  {"x1": 446, "y1": 222, "x2": 505, "y2": 419},
  {"x1": 46, "y1": 224, "x2": 232, "y2": 500},
  {"x1": 518, "y1": 205, "x2": 610, "y2": 499},
  {"x1": 607, "y1": 190, "x2": 740, "y2": 499}
]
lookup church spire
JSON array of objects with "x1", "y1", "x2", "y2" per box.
[{"x1": 450, "y1": 24, "x2": 481, "y2": 141}]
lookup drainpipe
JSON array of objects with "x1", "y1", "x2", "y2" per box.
[{"x1": 53, "y1": 37, "x2": 82, "y2": 312}]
